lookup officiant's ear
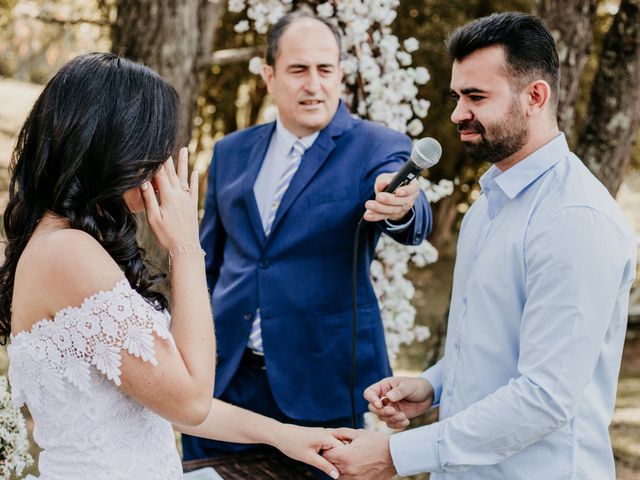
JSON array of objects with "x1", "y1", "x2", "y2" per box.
[{"x1": 261, "y1": 63, "x2": 275, "y2": 91}]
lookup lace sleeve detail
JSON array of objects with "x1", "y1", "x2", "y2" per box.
[{"x1": 9, "y1": 279, "x2": 175, "y2": 397}]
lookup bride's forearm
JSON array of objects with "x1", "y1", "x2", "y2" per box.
[
  {"x1": 176, "y1": 399, "x2": 343, "y2": 479},
  {"x1": 175, "y1": 398, "x2": 287, "y2": 448}
]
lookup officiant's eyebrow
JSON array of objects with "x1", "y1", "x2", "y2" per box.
[{"x1": 288, "y1": 63, "x2": 336, "y2": 71}]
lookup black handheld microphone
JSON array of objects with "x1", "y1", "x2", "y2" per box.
[{"x1": 383, "y1": 137, "x2": 443, "y2": 193}]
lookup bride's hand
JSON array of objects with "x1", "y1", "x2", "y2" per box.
[
  {"x1": 140, "y1": 147, "x2": 200, "y2": 251},
  {"x1": 274, "y1": 424, "x2": 343, "y2": 479}
]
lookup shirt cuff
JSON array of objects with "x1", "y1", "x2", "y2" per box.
[
  {"x1": 390, "y1": 423, "x2": 441, "y2": 476},
  {"x1": 421, "y1": 361, "x2": 443, "y2": 407},
  {"x1": 384, "y1": 207, "x2": 415, "y2": 231}
]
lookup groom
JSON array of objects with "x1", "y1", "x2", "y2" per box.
[
  {"x1": 325, "y1": 12, "x2": 637, "y2": 480},
  {"x1": 182, "y1": 8, "x2": 432, "y2": 464}
]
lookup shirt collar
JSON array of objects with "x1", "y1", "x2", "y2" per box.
[
  {"x1": 275, "y1": 118, "x2": 320, "y2": 157},
  {"x1": 480, "y1": 133, "x2": 569, "y2": 200}
]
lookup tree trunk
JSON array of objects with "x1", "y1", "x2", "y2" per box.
[
  {"x1": 575, "y1": 0, "x2": 640, "y2": 196},
  {"x1": 538, "y1": 0, "x2": 596, "y2": 138},
  {"x1": 429, "y1": 191, "x2": 462, "y2": 253},
  {"x1": 112, "y1": 0, "x2": 223, "y2": 148},
  {"x1": 111, "y1": 0, "x2": 223, "y2": 281}
]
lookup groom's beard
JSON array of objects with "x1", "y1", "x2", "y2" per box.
[{"x1": 458, "y1": 99, "x2": 529, "y2": 164}]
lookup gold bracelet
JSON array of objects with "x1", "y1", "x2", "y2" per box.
[{"x1": 168, "y1": 243, "x2": 206, "y2": 271}]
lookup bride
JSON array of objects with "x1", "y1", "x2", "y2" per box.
[{"x1": 0, "y1": 52, "x2": 341, "y2": 480}]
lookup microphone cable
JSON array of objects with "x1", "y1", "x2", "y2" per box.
[
  {"x1": 350, "y1": 217, "x2": 369, "y2": 429},
  {"x1": 348, "y1": 137, "x2": 442, "y2": 429}
]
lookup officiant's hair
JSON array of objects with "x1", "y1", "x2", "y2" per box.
[
  {"x1": 0, "y1": 52, "x2": 177, "y2": 342},
  {"x1": 265, "y1": 7, "x2": 342, "y2": 67}
]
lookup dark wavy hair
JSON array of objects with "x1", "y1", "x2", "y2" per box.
[{"x1": 0, "y1": 52, "x2": 179, "y2": 343}]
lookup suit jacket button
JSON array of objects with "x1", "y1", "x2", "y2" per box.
[
  {"x1": 244, "y1": 313, "x2": 253, "y2": 320},
  {"x1": 259, "y1": 260, "x2": 270, "y2": 268}
]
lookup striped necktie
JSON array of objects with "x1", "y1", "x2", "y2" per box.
[{"x1": 248, "y1": 139, "x2": 307, "y2": 353}]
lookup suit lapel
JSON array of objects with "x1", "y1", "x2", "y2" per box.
[
  {"x1": 266, "y1": 102, "x2": 355, "y2": 239},
  {"x1": 242, "y1": 123, "x2": 276, "y2": 247}
]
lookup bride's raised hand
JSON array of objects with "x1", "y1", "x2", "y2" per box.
[{"x1": 140, "y1": 147, "x2": 200, "y2": 251}]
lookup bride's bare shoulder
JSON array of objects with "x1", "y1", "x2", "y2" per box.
[{"x1": 12, "y1": 228, "x2": 126, "y2": 334}]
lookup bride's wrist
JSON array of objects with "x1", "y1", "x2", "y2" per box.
[
  {"x1": 265, "y1": 421, "x2": 290, "y2": 450},
  {"x1": 168, "y1": 242, "x2": 205, "y2": 271}
]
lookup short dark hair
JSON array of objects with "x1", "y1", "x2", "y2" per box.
[
  {"x1": 446, "y1": 12, "x2": 560, "y2": 109},
  {"x1": 265, "y1": 8, "x2": 342, "y2": 67}
]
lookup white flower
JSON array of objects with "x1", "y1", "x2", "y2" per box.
[
  {"x1": 413, "y1": 99, "x2": 431, "y2": 118},
  {"x1": 341, "y1": 58, "x2": 358, "y2": 76},
  {"x1": 359, "y1": 55, "x2": 381, "y2": 82},
  {"x1": 414, "y1": 66, "x2": 430, "y2": 85},
  {"x1": 316, "y1": 2, "x2": 334, "y2": 18},
  {"x1": 383, "y1": 9, "x2": 397, "y2": 25},
  {"x1": 407, "y1": 118, "x2": 424, "y2": 136},
  {"x1": 403, "y1": 37, "x2": 419, "y2": 53},
  {"x1": 228, "y1": 0, "x2": 246, "y2": 13},
  {"x1": 234, "y1": 20, "x2": 250, "y2": 33},
  {"x1": 248, "y1": 56, "x2": 263, "y2": 75},
  {"x1": 380, "y1": 35, "x2": 400, "y2": 56},
  {"x1": 0, "y1": 375, "x2": 33, "y2": 478},
  {"x1": 414, "y1": 325, "x2": 431, "y2": 342}
]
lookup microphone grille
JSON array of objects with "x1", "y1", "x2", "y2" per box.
[{"x1": 411, "y1": 137, "x2": 442, "y2": 169}]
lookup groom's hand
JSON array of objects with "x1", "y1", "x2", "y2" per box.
[
  {"x1": 364, "y1": 376, "x2": 434, "y2": 429},
  {"x1": 324, "y1": 429, "x2": 396, "y2": 480}
]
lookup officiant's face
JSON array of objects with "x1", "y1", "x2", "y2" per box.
[{"x1": 262, "y1": 18, "x2": 343, "y2": 138}]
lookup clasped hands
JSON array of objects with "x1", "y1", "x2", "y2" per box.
[{"x1": 306, "y1": 376, "x2": 434, "y2": 479}]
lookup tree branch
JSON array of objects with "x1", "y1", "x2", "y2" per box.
[
  {"x1": 17, "y1": 12, "x2": 111, "y2": 27},
  {"x1": 200, "y1": 46, "x2": 264, "y2": 67}
]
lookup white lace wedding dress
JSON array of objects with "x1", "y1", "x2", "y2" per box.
[{"x1": 7, "y1": 279, "x2": 184, "y2": 480}]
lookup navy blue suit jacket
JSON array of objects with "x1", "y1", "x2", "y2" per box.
[{"x1": 200, "y1": 103, "x2": 432, "y2": 421}]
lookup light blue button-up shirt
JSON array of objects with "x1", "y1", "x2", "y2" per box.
[{"x1": 390, "y1": 134, "x2": 637, "y2": 479}]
